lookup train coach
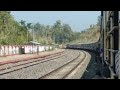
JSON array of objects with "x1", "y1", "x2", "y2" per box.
[
  {"x1": 100, "y1": 11, "x2": 120, "y2": 79},
  {"x1": 66, "y1": 42, "x2": 99, "y2": 52},
  {"x1": 66, "y1": 11, "x2": 120, "y2": 79}
]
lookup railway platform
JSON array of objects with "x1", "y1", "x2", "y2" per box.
[{"x1": 0, "y1": 49, "x2": 64, "y2": 65}]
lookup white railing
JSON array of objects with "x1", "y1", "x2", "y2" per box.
[{"x1": 0, "y1": 45, "x2": 52, "y2": 57}]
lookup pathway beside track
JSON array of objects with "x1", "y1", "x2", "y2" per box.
[{"x1": 0, "y1": 49, "x2": 64, "y2": 65}]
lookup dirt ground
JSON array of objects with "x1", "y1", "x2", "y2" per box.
[{"x1": 0, "y1": 49, "x2": 64, "y2": 63}]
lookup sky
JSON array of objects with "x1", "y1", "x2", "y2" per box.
[{"x1": 11, "y1": 11, "x2": 101, "y2": 32}]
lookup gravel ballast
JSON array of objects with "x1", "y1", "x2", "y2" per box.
[{"x1": 0, "y1": 50, "x2": 80, "y2": 79}]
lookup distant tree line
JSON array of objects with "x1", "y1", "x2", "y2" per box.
[
  {"x1": 0, "y1": 11, "x2": 100, "y2": 45},
  {"x1": 0, "y1": 11, "x2": 79, "y2": 45}
]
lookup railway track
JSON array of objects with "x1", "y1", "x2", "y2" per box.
[
  {"x1": 0, "y1": 50, "x2": 90, "y2": 79},
  {"x1": 39, "y1": 51, "x2": 87, "y2": 79},
  {"x1": 0, "y1": 50, "x2": 65, "y2": 66},
  {"x1": 0, "y1": 50, "x2": 70, "y2": 76}
]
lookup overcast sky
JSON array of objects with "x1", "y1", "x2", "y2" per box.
[{"x1": 11, "y1": 11, "x2": 100, "y2": 32}]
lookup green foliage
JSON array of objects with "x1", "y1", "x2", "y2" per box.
[
  {"x1": 71, "y1": 25, "x2": 100, "y2": 44},
  {"x1": 31, "y1": 20, "x2": 77, "y2": 45},
  {"x1": 97, "y1": 15, "x2": 101, "y2": 26},
  {"x1": 0, "y1": 11, "x2": 100, "y2": 45},
  {"x1": 0, "y1": 11, "x2": 29, "y2": 45}
]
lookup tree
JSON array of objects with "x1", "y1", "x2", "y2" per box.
[
  {"x1": 97, "y1": 15, "x2": 101, "y2": 26},
  {"x1": 20, "y1": 20, "x2": 26, "y2": 28},
  {"x1": 90, "y1": 24, "x2": 92, "y2": 28},
  {"x1": 27, "y1": 23, "x2": 32, "y2": 29},
  {"x1": 0, "y1": 13, "x2": 81, "y2": 45},
  {"x1": 0, "y1": 12, "x2": 31, "y2": 45}
]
